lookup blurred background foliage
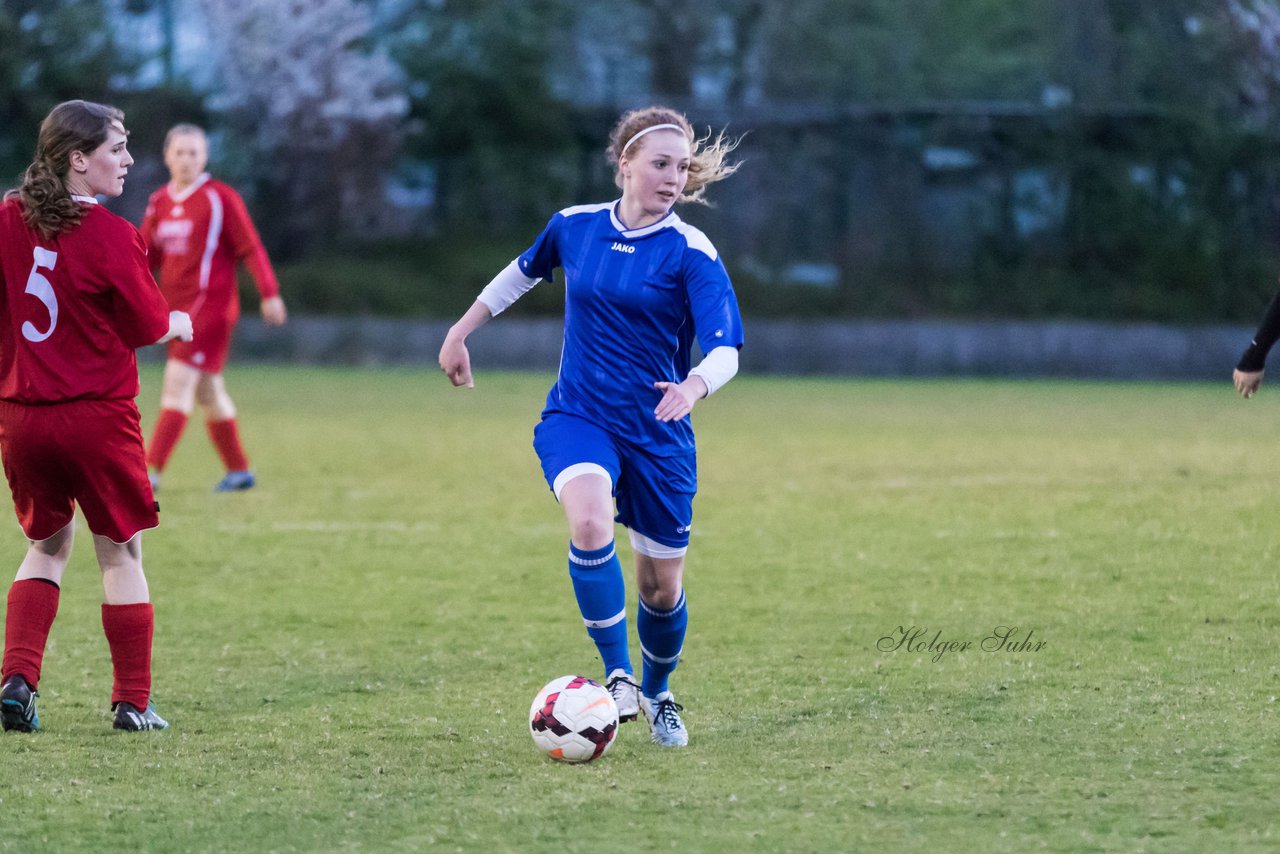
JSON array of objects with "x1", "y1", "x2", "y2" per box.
[{"x1": 5, "y1": 0, "x2": 1280, "y2": 322}]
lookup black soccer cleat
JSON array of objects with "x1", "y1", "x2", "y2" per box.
[
  {"x1": 1, "y1": 674, "x2": 39, "y2": 733},
  {"x1": 112, "y1": 701, "x2": 170, "y2": 732}
]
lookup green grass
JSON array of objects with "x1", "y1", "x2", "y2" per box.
[{"x1": 2, "y1": 368, "x2": 1279, "y2": 851}]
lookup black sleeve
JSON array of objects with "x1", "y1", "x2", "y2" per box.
[{"x1": 1237, "y1": 289, "x2": 1280, "y2": 372}]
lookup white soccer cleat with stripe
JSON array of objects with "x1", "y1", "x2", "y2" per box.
[
  {"x1": 605, "y1": 669, "x2": 640, "y2": 722},
  {"x1": 639, "y1": 690, "x2": 688, "y2": 747}
]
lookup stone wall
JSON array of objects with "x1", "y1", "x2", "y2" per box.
[{"x1": 176, "y1": 317, "x2": 1252, "y2": 380}]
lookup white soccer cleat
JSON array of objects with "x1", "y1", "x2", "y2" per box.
[
  {"x1": 639, "y1": 690, "x2": 688, "y2": 747},
  {"x1": 605, "y1": 669, "x2": 639, "y2": 722},
  {"x1": 113, "y1": 701, "x2": 170, "y2": 732}
]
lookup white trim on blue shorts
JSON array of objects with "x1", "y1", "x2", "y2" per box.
[
  {"x1": 628, "y1": 529, "x2": 688, "y2": 559},
  {"x1": 552, "y1": 462, "x2": 612, "y2": 501}
]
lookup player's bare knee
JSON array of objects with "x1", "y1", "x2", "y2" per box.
[
  {"x1": 161, "y1": 360, "x2": 200, "y2": 411},
  {"x1": 638, "y1": 581, "x2": 681, "y2": 610},
  {"x1": 197, "y1": 375, "x2": 235, "y2": 419},
  {"x1": 635, "y1": 555, "x2": 684, "y2": 609},
  {"x1": 200, "y1": 400, "x2": 236, "y2": 421},
  {"x1": 160, "y1": 388, "x2": 197, "y2": 412},
  {"x1": 93, "y1": 534, "x2": 142, "y2": 575},
  {"x1": 569, "y1": 516, "x2": 614, "y2": 551}
]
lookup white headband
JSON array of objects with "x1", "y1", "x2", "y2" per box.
[{"x1": 621, "y1": 123, "x2": 686, "y2": 155}]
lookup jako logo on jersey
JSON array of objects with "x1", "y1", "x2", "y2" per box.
[
  {"x1": 676, "y1": 524, "x2": 692, "y2": 534},
  {"x1": 610, "y1": 242, "x2": 635, "y2": 254}
]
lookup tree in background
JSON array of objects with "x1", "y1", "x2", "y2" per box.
[
  {"x1": 0, "y1": 0, "x2": 128, "y2": 186},
  {"x1": 200, "y1": 0, "x2": 408, "y2": 256},
  {"x1": 1032, "y1": 1, "x2": 1280, "y2": 321},
  {"x1": 1228, "y1": 0, "x2": 1280, "y2": 128},
  {"x1": 391, "y1": 0, "x2": 578, "y2": 235}
]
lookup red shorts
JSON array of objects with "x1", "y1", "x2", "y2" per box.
[
  {"x1": 0, "y1": 399, "x2": 159, "y2": 543},
  {"x1": 168, "y1": 302, "x2": 236, "y2": 373}
]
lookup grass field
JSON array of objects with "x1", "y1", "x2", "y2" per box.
[{"x1": 2, "y1": 366, "x2": 1279, "y2": 852}]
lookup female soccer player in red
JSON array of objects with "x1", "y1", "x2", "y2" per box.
[
  {"x1": 141, "y1": 124, "x2": 287, "y2": 492},
  {"x1": 0, "y1": 100, "x2": 193, "y2": 732}
]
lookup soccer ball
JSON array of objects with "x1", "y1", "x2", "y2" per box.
[{"x1": 528, "y1": 675, "x2": 619, "y2": 763}]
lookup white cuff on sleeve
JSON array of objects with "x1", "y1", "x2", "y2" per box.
[
  {"x1": 477, "y1": 259, "x2": 541, "y2": 316},
  {"x1": 688, "y1": 345, "x2": 739, "y2": 396}
]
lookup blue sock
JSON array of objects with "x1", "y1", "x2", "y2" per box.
[
  {"x1": 639, "y1": 590, "x2": 687, "y2": 698},
  {"x1": 568, "y1": 541, "x2": 631, "y2": 676}
]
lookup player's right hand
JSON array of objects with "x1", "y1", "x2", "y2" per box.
[
  {"x1": 1234, "y1": 368, "x2": 1264, "y2": 398},
  {"x1": 164, "y1": 310, "x2": 194, "y2": 343},
  {"x1": 439, "y1": 337, "x2": 474, "y2": 388}
]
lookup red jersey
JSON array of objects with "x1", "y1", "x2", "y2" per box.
[
  {"x1": 0, "y1": 198, "x2": 170, "y2": 404},
  {"x1": 140, "y1": 174, "x2": 279, "y2": 324}
]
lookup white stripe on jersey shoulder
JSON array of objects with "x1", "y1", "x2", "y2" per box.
[
  {"x1": 557, "y1": 201, "x2": 614, "y2": 219},
  {"x1": 169, "y1": 173, "x2": 212, "y2": 203},
  {"x1": 672, "y1": 220, "x2": 718, "y2": 260},
  {"x1": 70, "y1": 195, "x2": 99, "y2": 204}
]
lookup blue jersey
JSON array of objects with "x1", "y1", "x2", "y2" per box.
[{"x1": 519, "y1": 201, "x2": 744, "y2": 456}]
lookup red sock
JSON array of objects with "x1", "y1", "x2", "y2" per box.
[
  {"x1": 207, "y1": 418, "x2": 250, "y2": 472},
  {"x1": 3, "y1": 579, "x2": 61, "y2": 690},
  {"x1": 101, "y1": 603, "x2": 153, "y2": 709},
  {"x1": 147, "y1": 408, "x2": 189, "y2": 471}
]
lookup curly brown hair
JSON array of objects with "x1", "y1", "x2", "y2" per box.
[
  {"x1": 605, "y1": 105, "x2": 742, "y2": 204},
  {"x1": 3, "y1": 100, "x2": 125, "y2": 238}
]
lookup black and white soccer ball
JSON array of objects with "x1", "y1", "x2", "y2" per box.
[{"x1": 528, "y1": 675, "x2": 619, "y2": 763}]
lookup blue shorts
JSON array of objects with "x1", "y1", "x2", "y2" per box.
[{"x1": 533, "y1": 412, "x2": 697, "y2": 550}]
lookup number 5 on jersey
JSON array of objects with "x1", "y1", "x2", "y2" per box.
[{"x1": 23, "y1": 247, "x2": 58, "y2": 343}]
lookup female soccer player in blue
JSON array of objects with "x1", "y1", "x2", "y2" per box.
[{"x1": 439, "y1": 106, "x2": 743, "y2": 747}]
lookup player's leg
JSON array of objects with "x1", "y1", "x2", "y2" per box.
[
  {"x1": 197, "y1": 372, "x2": 254, "y2": 491},
  {"x1": 146, "y1": 358, "x2": 201, "y2": 489},
  {"x1": 94, "y1": 533, "x2": 167, "y2": 731},
  {"x1": 534, "y1": 414, "x2": 637, "y2": 718},
  {"x1": 73, "y1": 399, "x2": 167, "y2": 731},
  {"x1": 616, "y1": 452, "x2": 695, "y2": 747},
  {"x1": 0, "y1": 401, "x2": 77, "y2": 732},
  {"x1": 633, "y1": 545, "x2": 690, "y2": 747},
  {"x1": 559, "y1": 472, "x2": 640, "y2": 720},
  {"x1": 1, "y1": 521, "x2": 74, "y2": 732},
  {"x1": 635, "y1": 549, "x2": 688, "y2": 697}
]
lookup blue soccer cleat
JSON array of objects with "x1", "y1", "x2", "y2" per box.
[
  {"x1": 1, "y1": 674, "x2": 39, "y2": 733},
  {"x1": 214, "y1": 470, "x2": 256, "y2": 492}
]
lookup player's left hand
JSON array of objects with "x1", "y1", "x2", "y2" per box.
[
  {"x1": 653, "y1": 377, "x2": 707, "y2": 422},
  {"x1": 1235, "y1": 368, "x2": 1264, "y2": 398},
  {"x1": 261, "y1": 296, "x2": 287, "y2": 326},
  {"x1": 157, "y1": 310, "x2": 193, "y2": 344}
]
